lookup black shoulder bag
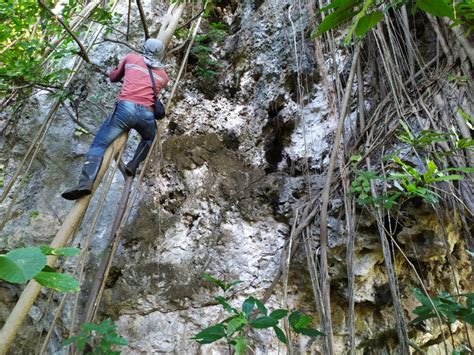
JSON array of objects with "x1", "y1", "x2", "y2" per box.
[{"x1": 146, "y1": 65, "x2": 166, "y2": 120}]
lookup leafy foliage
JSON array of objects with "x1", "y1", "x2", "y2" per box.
[
  {"x1": 411, "y1": 288, "x2": 474, "y2": 326},
  {"x1": 0, "y1": 1, "x2": 117, "y2": 95},
  {"x1": 350, "y1": 120, "x2": 474, "y2": 208},
  {"x1": 63, "y1": 318, "x2": 128, "y2": 354},
  {"x1": 191, "y1": 22, "x2": 227, "y2": 80},
  {"x1": 0, "y1": 247, "x2": 46, "y2": 283},
  {"x1": 0, "y1": 246, "x2": 80, "y2": 292},
  {"x1": 316, "y1": 0, "x2": 474, "y2": 42},
  {"x1": 192, "y1": 275, "x2": 324, "y2": 353}
]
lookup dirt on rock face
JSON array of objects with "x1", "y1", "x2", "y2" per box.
[{"x1": 160, "y1": 133, "x2": 281, "y2": 221}]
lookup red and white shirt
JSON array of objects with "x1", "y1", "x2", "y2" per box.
[{"x1": 109, "y1": 53, "x2": 169, "y2": 107}]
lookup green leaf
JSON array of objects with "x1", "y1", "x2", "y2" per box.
[
  {"x1": 226, "y1": 316, "x2": 246, "y2": 336},
  {"x1": 289, "y1": 311, "x2": 302, "y2": 328},
  {"x1": 273, "y1": 326, "x2": 288, "y2": 344},
  {"x1": 104, "y1": 335, "x2": 128, "y2": 346},
  {"x1": 446, "y1": 167, "x2": 474, "y2": 173},
  {"x1": 62, "y1": 336, "x2": 78, "y2": 347},
  {"x1": 202, "y1": 274, "x2": 240, "y2": 292},
  {"x1": 269, "y1": 309, "x2": 288, "y2": 320},
  {"x1": 215, "y1": 296, "x2": 238, "y2": 314},
  {"x1": 42, "y1": 265, "x2": 57, "y2": 272},
  {"x1": 355, "y1": 11, "x2": 384, "y2": 37},
  {"x1": 0, "y1": 247, "x2": 46, "y2": 283},
  {"x1": 461, "y1": 312, "x2": 474, "y2": 325},
  {"x1": 431, "y1": 174, "x2": 463, "y2": 182},
  {"x1": 289, "y1": 311, "x2": 311, "y2": 329},
  {"x1": 52, "y1": 247, "x2": 81, "y2": 257},
  {"x1": 416, "y1": 0, "x2": 454, "y2": 19},
  {"x1": 295, "y1": 314, "x2": 312, "y2": 329},
  {"x1": 40, "y1": 246, "x2": 80, "y2": 256},
  {"x1": 231, "y1": 336, "x2": 248, "y2": 355},
  {"x1": 249, "y1": 316, "x2": 278, "y2": 329},
  {"x1": 226, "y1": 280, "x2": 243, "y2": 291},
  {"x1": 40, "y1": 246, "x2": 54, "y2": 255},
  {"x1": 33, "y1": 272, "x2": 80, "y2": 292},
  {"x1": 294, "y1": 327, "x2": 326, "y2": 337},
  {"x1": 242, "y1": 297, "x2": 255, "y2": 319},
  {"x1": 254, "y1": 298, "x2": 267, "y2": 315},
  {"x1": 192, "y1": 324, "x2": 226, "y2": 344},
  {"x1": 318, "y1": 0, "x2": 361, "y2": 34},
  {"x1": 202, "y1": 274, "x2": 227, "y2": 292}
]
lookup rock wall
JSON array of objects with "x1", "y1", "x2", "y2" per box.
[{"x1": 0, "y1": 0, "x2": 471, "y2": 354}]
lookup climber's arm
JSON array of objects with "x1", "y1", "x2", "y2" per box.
[{"x1": 109, "y1": 55, "x2": 129, "y2": 82}]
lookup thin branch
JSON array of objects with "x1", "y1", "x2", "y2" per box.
[
  {"x1": 38, "y1": 0, "x2": 91, "y2": 63},
  {"x1": 136, "y1": 0, "x2": 150, "y2": 39},
  {"x1": 126, "y1": 0, "x2": 131, "y2": 41},
  {"x1": 102, "y1": 37, "x2": 142, "y2": 53},
  {"x1": 177, "y1": 7, "x2": 205, "y2": 31}
]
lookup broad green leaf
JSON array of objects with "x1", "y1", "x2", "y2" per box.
[
  {"x1": 289, "y1": 311, "x2": 303, "y2": 328},
  {"x1": 416, "y1": 0, "x2": 454, "y2": 19},
  {"x1": 242, "y1": 297, "x2": 255, "y2": 319},
  {"x1": 273, "y1": 326, "x2": 287, "y2": 344},
  {"x1": 295, "y1": 327, "x2": 326, "y2": 337},
  {"x1": 33, "y1": 272, "x2": 80, "y2": 292},
  {"x1": 231, "y1": 336, "x2": 248, "y2": 355},
  {"x1": 249, "y1": 316, "x2": 278, "y2": 329},
  {"x1": 289, "y1": 311, "x2": 312, "y2": 329},
  {"x1": 318, "y1": 4, "x2": 359, "y2": 34},
  {"x1": 294, "y1": 314, "x2": 312, "y2": 329},
  {"x1": 321, "y1": 0, "x2": 361, "y2": 12},
  {"x1": 192, "y1": 324, "x2": 226, "y2": 344},
  {"x1": 355, "y1": 11, "x2": 384, "y2": 37},
  {"x1": 0, "y1": 247, "x2": 46, "y2": 283},
  {"x1": 269, "y1": 309, "x2": 288, "y2": 320}
]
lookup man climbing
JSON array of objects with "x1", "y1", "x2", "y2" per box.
[{"x1": 62, "y1": 38, "x2": 169, "y2": 200}]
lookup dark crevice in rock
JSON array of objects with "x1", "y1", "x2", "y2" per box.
[
  {"x1": 254, "y1": 0, "x2": 265, "y2": 10},
  {"x1": 222, "y1": 130, "x2": 240, "y2": 150},
  {"x1": 263, "y1": 96, "x2": 294, "y2": 173},
  {"x1": 105, "y1": 266, "x2": 123, "y2": 288}
]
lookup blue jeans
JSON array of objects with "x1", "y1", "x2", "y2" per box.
[{"x1": 87, "y1": 100, "x2": 156, "y2": 157}]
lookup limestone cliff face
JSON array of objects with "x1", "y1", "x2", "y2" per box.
[{"x1": 0, "y1": 0, "x2": 471, "y2": 354}]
